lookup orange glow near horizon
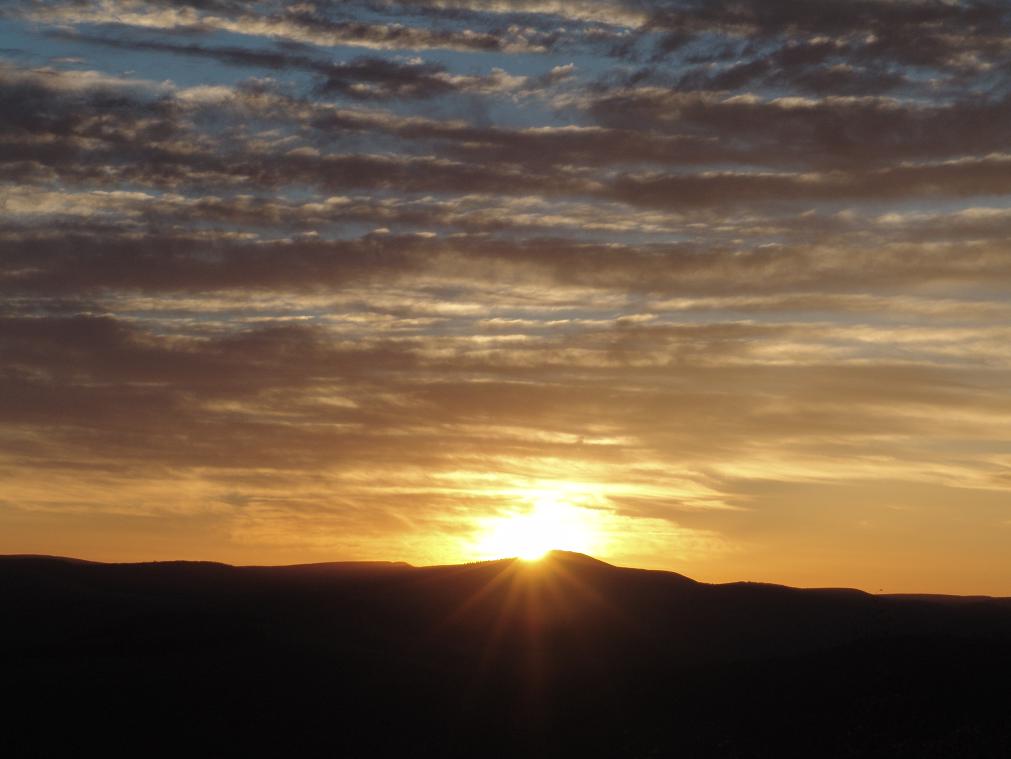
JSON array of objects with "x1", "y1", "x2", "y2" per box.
[{"x1": 471, "y1": 490, "x2": 606, "y2": 561}]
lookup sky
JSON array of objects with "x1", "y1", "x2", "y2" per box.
[{"x1": 2, "y1": 0, "x2": 1011, "y2": 594}]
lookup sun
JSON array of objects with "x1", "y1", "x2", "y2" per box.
[{"x1": 472, "y1": 491, "x2": 602, "y2": 561}]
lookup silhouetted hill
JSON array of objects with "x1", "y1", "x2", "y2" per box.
[{"x1": 2, "y1": 552, "x2": 1010, "y2": 757}]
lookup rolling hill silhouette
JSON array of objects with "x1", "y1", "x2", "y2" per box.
[{"x1": 3, "y1": 551, "x2": 1010, "y2": 757}]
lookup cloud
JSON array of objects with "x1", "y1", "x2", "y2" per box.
[
  {"x1": 14, "y1": 0, "x2": 554, "y2": 53},
  {"x1": 3, "y1": 1, "x2": 1011, "y2": 586},
  {"x1": 59, "y1": 32, "x2": 530, "y2": 101},
  {"x1": 7, "y1": 61, "x2": 1011, "y2": 220},
  {"x1": 584, "y1": 88, "x2": 1011, "y2": 169}
]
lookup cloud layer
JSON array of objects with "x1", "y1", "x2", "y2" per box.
[{"x1": 2, "y1": 0, "x2": 1011, "y2": 592}]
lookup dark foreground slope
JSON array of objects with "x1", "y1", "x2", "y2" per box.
[{"x1": 3, "y1": 551, "x2": 1010, "y2": 758}]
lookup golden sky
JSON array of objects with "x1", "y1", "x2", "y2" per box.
[{"x1": 2, "y1": 0, "x2": 1011, "y2": 594}]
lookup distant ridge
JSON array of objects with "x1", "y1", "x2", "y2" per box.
[
  {"x1": 244, "y1": 560, "x2": 413, "y2": 571},
  {"x1": 0, "y1": 554, "x2": 99, "y2": 564},
  {"x1": 3, "y1": 548, "x2": 1011, "y2": 757},
  {"x1": 880, "y1": 592, "x2": 1003, "y2": 603},
  {"x1": 540, "y1": 549, "x2": 613, "y2": 565},
  {"x1": 0, "y1": 551, "x2": 1005, "y2": 599}
]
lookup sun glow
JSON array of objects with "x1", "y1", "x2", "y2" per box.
[{"x1": 472, "y1": 491, "x2": 604, "y2": 561}]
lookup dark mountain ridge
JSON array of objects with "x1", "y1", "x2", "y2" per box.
[{"x1": 3, "y1": 551, "x2": 1010, "y2": 757}]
